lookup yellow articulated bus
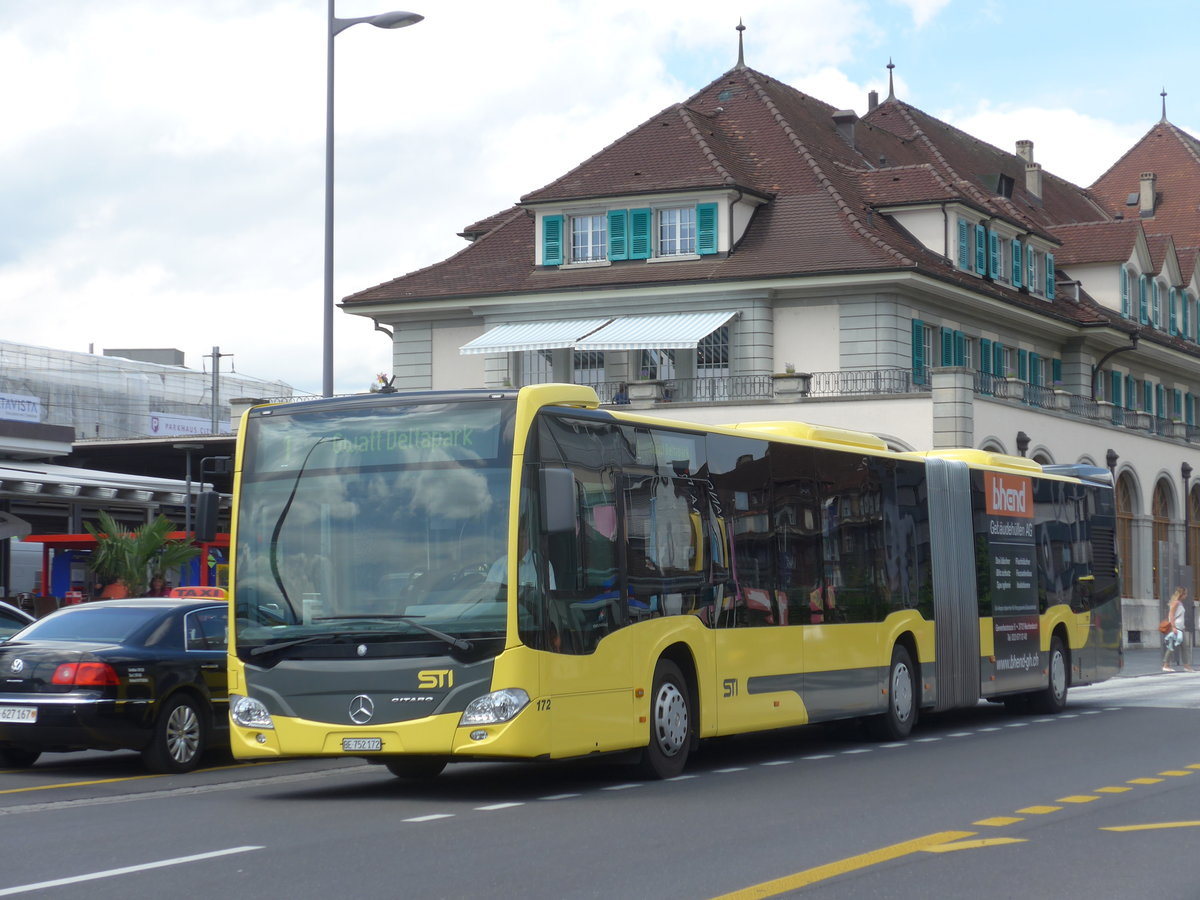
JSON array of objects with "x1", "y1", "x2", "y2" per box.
[{"x1": 226, "y1": 384, "x2": 1121, "y2": 779}]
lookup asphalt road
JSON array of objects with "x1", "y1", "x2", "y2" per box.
[{"x1": 2, "y1": 671, "x2": 1199, "y2": 899}]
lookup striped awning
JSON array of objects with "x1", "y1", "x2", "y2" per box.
[
  {"x1": 574, "y1": 311, "x2": 737, "y2": 351},
  {"x1": 459, "y1": 318, "x2": 612, "y2": 355}
]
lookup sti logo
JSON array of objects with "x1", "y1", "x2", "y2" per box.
[{"x1": 985, "y1": 472, "x2": 1033, "y2": 518}]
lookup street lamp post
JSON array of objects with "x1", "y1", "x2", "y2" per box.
[{"x1": 323, "y1": 4, "x2": 423, "y2": 398}]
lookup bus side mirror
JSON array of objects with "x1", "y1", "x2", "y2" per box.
[
  {"x1": 195, "y1": 491, "x2": 220, "y2": 543},
  {"x1": 540, "y1": 468, "x2": 575, "y2": 533}
]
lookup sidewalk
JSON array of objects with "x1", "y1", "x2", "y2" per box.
[{"x1": 1118, "y1": 646, "x2": 1196, "y2": 677}]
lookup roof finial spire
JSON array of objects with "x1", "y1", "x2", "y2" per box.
[
  {"x1": 736, "y1": 19, "x2": 746, "y2": 69},
  {"x1": 1161, "y1": 86, "x2": 1168, "y2": 122},
  {"x1": 886, "y1": 58, "x2": 896, "y2": 100}
]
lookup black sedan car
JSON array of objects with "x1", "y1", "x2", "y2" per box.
[{"x1": 0, "y1": 598, "x2": 227, "y2": 773}]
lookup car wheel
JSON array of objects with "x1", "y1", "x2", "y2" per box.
[
  {"x1": 142, "y1": 694, "x2": 207, "y2": 774},
  {"x1": 0, "y1": 747, "x2": 41, "y2": 768}
]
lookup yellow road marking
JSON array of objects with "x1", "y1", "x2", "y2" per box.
[
  {"x1": 1102, "y1": 821, "x2": 1200, "y2": 832},
  {"x1": 1186, "y1": 764, "x2": 1200, "y2": 770},
  {"x1": 974, "y1": 817, "x2": 1023, "y2": 827},
  {"x1": 922, "y1": 837, "x2": 1027, "y2": 852},
  {"x1": 1056, "y1": 795, "x2": 1098, "y2": 804},
  {"x1": 708, "y1": 831, "x2": 975, "y2": 899},
  {"x1": 1016, "y1": 805, "x2": 1061, "y2": 814},
  {"x1": 1095, "y1": 786, "x2": 1131, "y2": 793},
  {"x1": 1159, "y1": 770, "x2": 1192, "y2": 777},
  {"x1": 0, "y1": 760, "x2": 280, "y2": 795},
  {"x1": 1127, "y1": 777, "x2": 1163, "y2": 785}
]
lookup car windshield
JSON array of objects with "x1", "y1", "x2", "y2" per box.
[
  {"x1": 233, "y1": 398, "x2": 514, "y2": 659},
  {"x1": 15, "y1": 606, "x2": 162, "y2": 643}
]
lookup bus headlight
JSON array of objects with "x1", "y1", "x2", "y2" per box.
[
  {"x1": 460, "y1": 688, "x2": 530, "y2": 725},
  {"x1": 230, "y1": 694, "x2": 275, "y2": 730}
]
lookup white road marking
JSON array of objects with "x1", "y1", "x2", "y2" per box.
[
  {"x1": 540, "y1": 793, "x2": 582, "y2": 800},
  {"x1": 0, "y1": 846, "x2": 262, "y2": 897},
  {"x1": 476, "y1": 802, "x2": 523, "y2": 811},
  {"x1": 403, "y1": 813, "x2": 455, "y2": 823}
]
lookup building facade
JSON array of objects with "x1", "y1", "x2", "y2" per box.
[{"x1": 341, "y1": 56, "x2": 1200, "y2": 647}]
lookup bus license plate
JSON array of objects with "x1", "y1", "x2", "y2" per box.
[
  {"x1": 342, "y1": 737, "x2": 382, "y2": 752},
  {"x1": 0, "y1": 706, "x2": 36, "y2": 724}
]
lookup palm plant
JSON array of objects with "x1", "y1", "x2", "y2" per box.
[{"x1": 84, "y1": 511, "x2": 200, "y2": 597}]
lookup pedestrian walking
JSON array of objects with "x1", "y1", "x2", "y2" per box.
[{"x1": 1162, "y1": 586, "x2": 1187, "y2": 672}]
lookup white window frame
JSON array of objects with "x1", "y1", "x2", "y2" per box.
[
  {"x1": 657, "y1": 207, "x2": 697, "y2": 257},
  {"x1": 570, "y1": 213, "x2": 607, "y2": 263}
]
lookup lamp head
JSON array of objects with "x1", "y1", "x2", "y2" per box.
[{"x1": 370, "y1": 11, "x2": 423, "y2": 28}]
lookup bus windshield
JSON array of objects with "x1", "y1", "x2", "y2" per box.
[{"x1": 233, "y1": 398, "x2": 514, "y2": 659}]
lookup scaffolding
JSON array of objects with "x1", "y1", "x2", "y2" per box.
[{"x1": 0, "y1": 341, "x2": 296, "y2": 440}]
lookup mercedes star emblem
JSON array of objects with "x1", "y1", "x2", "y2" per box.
[{"x1": 348, "y1": 694, "x2": 375, "y2": 725}]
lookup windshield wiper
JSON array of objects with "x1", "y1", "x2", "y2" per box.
[
  {"x1": 248, "y1": 630, "x2": 382, "y2": 658},
  {"x1": 313, "y1": 615, "x2": 473, "y2": 651}
]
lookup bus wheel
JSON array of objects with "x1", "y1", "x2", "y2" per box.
[
  {"x1": 639, "y1": 659, "x2": 692, "y2": 779},
  {"x1": 867, "y1": 645, "x2": 917, "y2": 741},
  {"x1": 1030, "y1": 636, "x2": 1069, "y2": 714},
  {"x1": 385, "y1": 756, "x2": 447, "y2": 779}
]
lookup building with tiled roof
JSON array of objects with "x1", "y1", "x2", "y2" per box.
[{"x1": 343, "y1": 46, "x2": 1200, "y2": 647}]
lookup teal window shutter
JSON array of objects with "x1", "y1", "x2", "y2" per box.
[
  {"x1": 629, "y1": 208, "x2": 652, "y2": 259},
  {"x1": 1017, "y1": 349, "x2": 1028, "y2": 381},
  {"x1": 1012, "y1": 240, "x2": 1023, "y2": 288},
  {"x1": 940, "y1": 328, "x2": 953, "y2": 366},
  {"x1": 980, "y1": 338, "x2": 992, "y2": 373},
  {"x1": 1169, "y1": 287, "x2": 1178, "y2": 334},
  {"x1": 542, "y1": 214, "x2": 564, "y2": 266},
  {"x1": 1111, "y1": 371, "x2": 1122, "y2": 406},
  {"x1": 1028, "y1": 248, "x2": 1037, "y2": 292},
  {"x1": 988, "y1": 231, "x2": 1000, "y2": 278},
  {"x1": 1126, "y1": 375, "x2": 1135, "y2": 410},
  {"x1": 1155, "y1": 384, "x2": 1165, "y2": 418},
  {"x1": 974, "y1": 225, "x2": 986, "y2": 275},
  {"x1": 1151, "y1": 281, "x2": 1160, "y2": 327},
  {"x1": 954, "y1": 331, "x2": 966, "y2": 366},
  {"x1": 911, "y1": 319, "x2": 926, "y2": 384},
  {"x1": 957, "y1": 219, "x2": 970, "y2": 268},
  {"x1": 1029, "y1": 352, "x2": 1041, "y2": 386},
  {"x1": 1143, "y1": 381, "x2": 1153, "y2": 412},
  {"x1": 1044, "y1": 252, "x2": 1055, "y2": 299},
  {"x1": 1120, "y1": 265, "x2": 1130, "y2": 317},
  {"x1": 1139, "y1": 276, "x2": 1149, "y2": 324},
  {"x1": 1051, "y1": 358, "x2": 1062, "y2": 385},
  {"x1": 607, "y1": 210, "x2": 629, "y2": 261},
  {"x1": 1174, "y1": 388, "x2": 1183, "y2": 419},
  {"x1": 1188, "y1": 393, "x2": 1195, "y2": 427},
  {"x1": 696, "y1": 202, "x2": 718, "y2": 255},
  {"x1": 993, "y1": 342, "x2": 1005, "y2": 376},
  {"x1": 1184, "y1": 292, "x2": 1191, "y2": 340}
]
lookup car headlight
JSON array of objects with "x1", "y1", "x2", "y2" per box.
[
  {"x1": 230, "y1": 693, "x2": 275, "y2": 729},
  {"x1": 459, "y1": 688, "x2": 530, "y2": 725}
]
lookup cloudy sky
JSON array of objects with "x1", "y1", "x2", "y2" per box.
[{"x1": 1, "y1": 0, "x2": 1193, "y2": 396}]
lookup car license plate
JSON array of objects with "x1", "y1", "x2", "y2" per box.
[
  {"x1": 0, "y1": 705, "x2": 36, "y2": 724},
  {"x1": 342, "y1": 737, "x2": 382, "y2": 752}
]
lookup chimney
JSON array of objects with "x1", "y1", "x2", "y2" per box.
[
  {"x1": 1139, "y1": 172, "x2": 1157, "y2": 217},
  {"x1": 1015, "y1": 140, "x2": 1034, "y2": 163},
  {"x1": 832, "y1": 109, "x2": 858, "y2": 148},
  {"x1": 868, "y1": 89, "x2": 879, "y2": 111},
  {"x1": 1025, "y1": 162, "x2": 1043, "y2": 199}
]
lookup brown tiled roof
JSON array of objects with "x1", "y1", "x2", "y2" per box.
[
  {"x1": 1090, "y1": 122, "x2": 1200, "y2": 250},
  {"x1": 342, "y1": 63, "x2": 1174, "y2": 348}
]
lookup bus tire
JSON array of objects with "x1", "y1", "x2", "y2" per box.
[
  {"x1": 1030, "y1": 636, "x2": 1069, "y2": 714},
  {"x1": 867, "y1": 645, "x2": 917, "y2": 741},
  {"x1": 385, "y1": 756, "x2": 447, "y2": 779},
  {"x1": 638, "y1": 659, "x2": 692, "y2": 779}
]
